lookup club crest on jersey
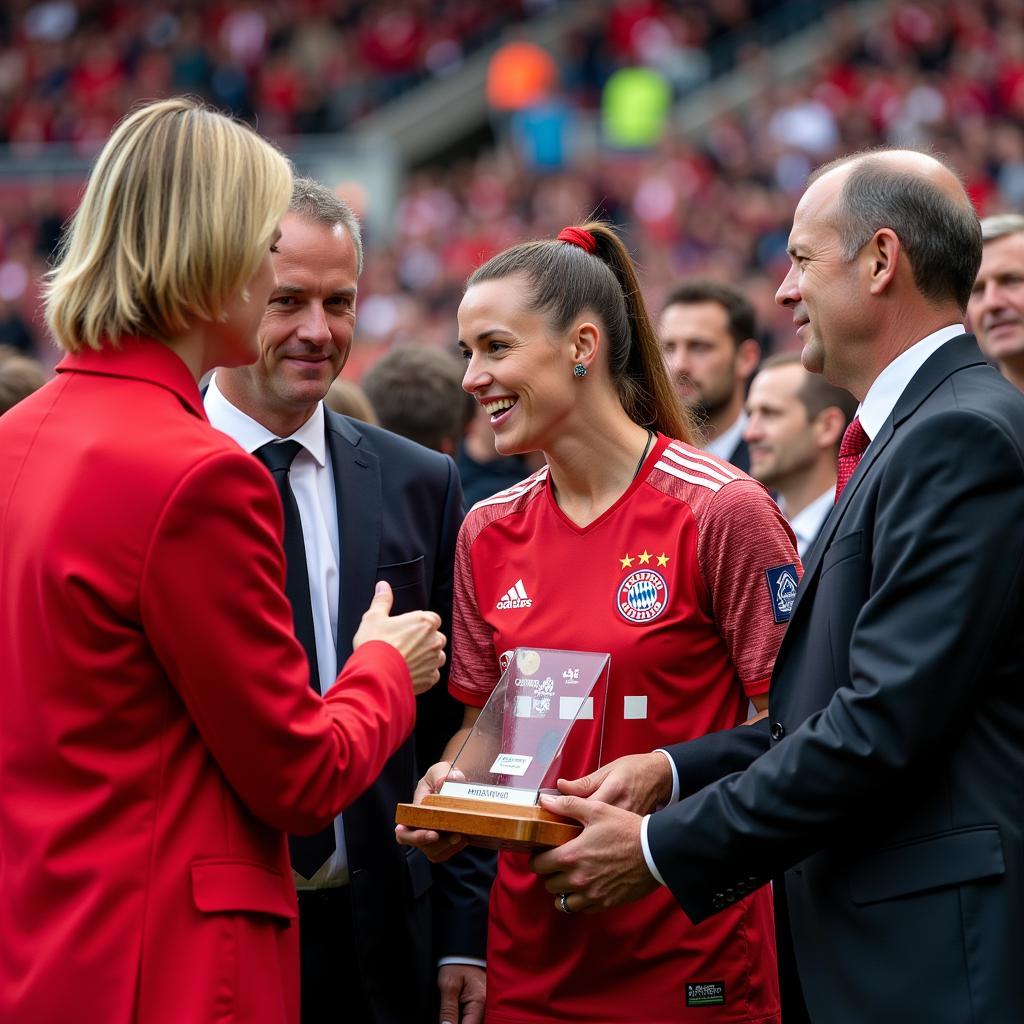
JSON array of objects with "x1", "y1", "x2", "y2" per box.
[
  {"x1": 616, "y1": 569, "x2": 669, "y2": 624},
  {"x1": 765, "y1": 564, "x2": 798, "y2": 623}
]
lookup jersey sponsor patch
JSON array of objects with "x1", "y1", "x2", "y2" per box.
[
  {"x1": 764, "y1": 563, "x2": 798, "y2": 623},
  {"x1": 686, "y1": 981, "x2": 725, "y2": 1007},
  {"x1": 616, "y1": 569, "x2": 669, "y2": 623}
]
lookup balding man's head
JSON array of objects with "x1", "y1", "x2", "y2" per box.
[{"x1": 809, "y1": 149, "x2": 981, "y2": 312}]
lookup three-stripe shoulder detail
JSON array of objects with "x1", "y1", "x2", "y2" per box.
[{"x1": 653, "y1": 442, "x2": 739, "y2": 493}]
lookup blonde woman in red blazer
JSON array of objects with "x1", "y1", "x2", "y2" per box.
[{"x1": 0, "y1": 98, "x2": 445, "y2": 1024}]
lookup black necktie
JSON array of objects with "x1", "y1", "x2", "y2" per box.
[{"x1": 254, "y1": 440, "x2": 336, "y2": 878}]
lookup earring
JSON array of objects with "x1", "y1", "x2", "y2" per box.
[{"x1": 573, "y1": 363, "x2": 587, "y2": 378}]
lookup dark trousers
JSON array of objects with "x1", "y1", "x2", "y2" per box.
[{"x1": 297, "y1": 887, "x2": 374, "y2": 1024}]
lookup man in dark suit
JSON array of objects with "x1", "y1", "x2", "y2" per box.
[
  {"x1": 207, "y1": 178, "x2": 490, "y2": 1024},
  {"x1": 657, "y1": 280, "x2": 761, "y2": 470},
  {"x1": 531, "y1": 149, "x2": 1024, "y2": 1023}
]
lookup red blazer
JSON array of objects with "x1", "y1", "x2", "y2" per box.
[{"x1": 0, "y1": 338, "x2": 415, "y2": 1023}]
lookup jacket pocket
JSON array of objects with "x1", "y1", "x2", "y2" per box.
[
  {"x1": 820, "y1": 529, "x2": 862, "y2": 573},
  {"x1": 191, "y1": 858, "x2": 297, "y2": 923},
  {"x1": 849, "y1": 825, "x2": 1004, "y2": 905},
  {"x1": 379, "y1": 556, "x2": 425, "y2": 592}
]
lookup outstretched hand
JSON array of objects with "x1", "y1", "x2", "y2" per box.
[
  {"x1": 529, "y1": 793, "x2": 660, "y2": 914},
  {"x1": 555, "y1": 751, "x2": 672, "y2": 815}
]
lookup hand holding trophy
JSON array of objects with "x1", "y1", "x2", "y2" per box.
[{"x1": 396, "y1": 648, "x2": 610, "y2": 851}]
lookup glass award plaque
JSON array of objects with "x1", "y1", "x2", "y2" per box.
[{"x1": 396, "y1": 648, "x2": 611, "y2": 850}]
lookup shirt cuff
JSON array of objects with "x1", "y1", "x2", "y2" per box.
[
  {"x1": 640, "y1": 814, "x2": 667, "y2": 887},
  {"x1": 654, "y1": 747, "x2": 680, "y2": 804},
  {"x1": 437, "y1": 957, "x2": 486, "y2": 969}
]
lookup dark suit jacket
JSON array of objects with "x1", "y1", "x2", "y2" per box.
[
  {"x1": 727, "y1": 434, "x2": 750, "y2": 473},
  {"x1": 648, "y1": 336, "x2": 1024, "y2": 1023},
  {"x1": 324, "y1": 411, "x2": 492, "y2": 1023}
]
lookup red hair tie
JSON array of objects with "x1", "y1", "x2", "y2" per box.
[{"x1": 557, "y1": 227, "x2": 597, "y2": 254}]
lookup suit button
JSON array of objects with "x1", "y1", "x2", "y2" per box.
[{"x1": 770, "y1": 722, "x2": 785, "y2": 741}]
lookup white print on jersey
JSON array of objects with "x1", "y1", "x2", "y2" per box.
[{"x1": 497, "y1": 579, "x2": 533, "y2": 610}]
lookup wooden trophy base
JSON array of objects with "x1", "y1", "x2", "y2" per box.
[{"x1": 395, "y1": 793, "x2": 581, "y2": 851}]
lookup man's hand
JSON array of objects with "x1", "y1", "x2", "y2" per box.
[
  {"x1": 395, "y1": 761, "x2": 469, "y2": 862},
  {"x1": 556, "y1": 752, "x2": 672, "y2": 814},
  {"x1": 438, "y1": 964, "x2": 485, "y2": 1024},
  {"x1": 353, "y1": 581, "x2": 446, "y2": 694},
  {"x1": 529, "y1": 795, "x2": 660, "y2": 913}
]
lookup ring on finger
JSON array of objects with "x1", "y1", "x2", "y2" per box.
[{"x1": 558, "y1": 892, "x2": 574, "y2": 915}]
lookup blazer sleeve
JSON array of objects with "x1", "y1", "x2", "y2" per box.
[
  {"x1": 663, "y1": 717, "x2": 770, "y2": 801},
  {"x1": 139, "y1": 449, "x2": 416, "y2": 835},
  {"x1": 649, "y1": 409, "x2": 1024, "y2": 923}
]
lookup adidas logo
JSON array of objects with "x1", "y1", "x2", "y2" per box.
[{"x1": 496, "y1": 579, "x2": 533, "y2": 610}]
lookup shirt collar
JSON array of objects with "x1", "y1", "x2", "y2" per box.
[
  {"x1": 785, "y1": 488, "x2": 834, "y2": 556},
  {"x1": 857, "y1": 324, "x2": 964, "y2": 440},
  {"x1": 704, "y1": 410, "x2": 748, "y2": 461},
  {"x1": 56, "y1": 336, "x2": 205, "y2": 419},
  {"x1": 204, "y1": 373, "x2": 327, "y2": 467}
]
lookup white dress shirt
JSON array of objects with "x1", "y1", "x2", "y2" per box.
[
  {"x1": 704, "y1": 410, "x2": 748, "y2": 463},
  {"x1": 205, "y1": 375, "x2": 349, "y2": 886},
  {"x1": 640, "y1": 323, "x2": 965, "y2": 886},
  {"x1": 785, "y1": 489, "x2": 835, "y2": 559}
]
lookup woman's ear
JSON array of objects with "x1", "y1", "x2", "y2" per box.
[{"x1": 571, "y1": 320, "x2": 601, "y2": 372}]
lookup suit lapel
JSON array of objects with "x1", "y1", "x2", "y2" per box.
[
  {"x1": 325, "y1": 412, "x2": 382, "y2": 665},
  {"x1": 786, "y1": 334, "x2": 985, "y2": 627}
]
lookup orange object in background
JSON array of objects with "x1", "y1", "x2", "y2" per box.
[{"x1": 486, "y1": 41, "x2": 557, "y2": 111}]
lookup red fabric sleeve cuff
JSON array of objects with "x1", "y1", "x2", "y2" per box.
[
  {"x1": 448, "y1": 677, "x2": 488, "y2": 708},
  {"x1": 742, "y1": 675, "x2": 771, "y2": 698}
]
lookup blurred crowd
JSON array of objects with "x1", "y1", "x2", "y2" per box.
[{"x1": 4, "y1": 0, "x2": 1024, "y2": 376}]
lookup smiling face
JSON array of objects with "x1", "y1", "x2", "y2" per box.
[
  {"x1": 217, "y1": 211, "x2": 358, "y2": 435},
  {"x1": 775, "y1": 170, "x2": 866, "y2": 388},
  {"x1": 744, "y1": 363, "x2": 819, "y2": 488},
  {"x1": 458, "y1": 275, "x2": 578, "y2": 456},
  {"x1": 968, "y1": 232, "x2": 1024, "y2": 366}
]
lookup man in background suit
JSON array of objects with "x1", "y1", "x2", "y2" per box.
[
  {"x1": 743, "y1": 352, "x2": 856, "y2": 558},
  {"x1": 657, "y1": 280, "x2": 761, "y2": 470},
  {"x1": 207, "y1": 179, "x2": 489, "y2": 1024},
  {"x1": 532, "y1": 150, "x2": 1024, "y2": 1023}
]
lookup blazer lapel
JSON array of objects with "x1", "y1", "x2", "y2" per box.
[
  {"x1": 325, "y1": 412, "x2": 382, "y2": 665},
  {"x1": 787, "y1": 334, "x2": 985, "y2": 626}
]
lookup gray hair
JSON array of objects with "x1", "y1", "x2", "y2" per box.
[
  {"x1": 812, "y1": 152, "x2": 981, "y2": 313},
  {"x1": 289, "y1": 176, "x2": 364, "y2": 275},
  {"x1": 980, "y1": 213, "x2": 1024, "y2": 244}
]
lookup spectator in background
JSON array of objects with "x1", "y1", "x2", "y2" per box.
[
  {"x1": 968, "y1": 213, "x2": 1024, "y2": 392},
  {"x1": 743, "y1": 352, "x2": 857, "y2": 558},
  {"x1": 457, "y1": 401, "x2": 535, "y2": 507},
  {"x1": 658, "y1": 280, "x2": 761, "y2": 471},
  {"x1": 323, "y1": 377, "x2": 379, "y2": 424},
  {"x1": 0, "y1": 344, "x2": 48, "y2": 413},
  {"x1": 0, "y1": 299, "x2": 35, "y2": 354},
  {"x1": 362, "y1": 346, "x2": 469, "y2": 454}
]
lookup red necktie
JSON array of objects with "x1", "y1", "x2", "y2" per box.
[{"x1": 834, "y1": 416, "x2": 870, "y2": 503}]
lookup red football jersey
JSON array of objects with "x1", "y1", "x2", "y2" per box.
[{"x1": 451, "y1": 434, "x2": 799, "y2": 1024}]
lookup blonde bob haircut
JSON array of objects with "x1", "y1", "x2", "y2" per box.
[{"x1": 45, "y1": 97, "x2": 293, "y2": 353}]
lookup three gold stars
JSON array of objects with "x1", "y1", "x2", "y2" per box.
[{"x1": 619, "y1": 551, "x2": 670, "y2": 569}]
